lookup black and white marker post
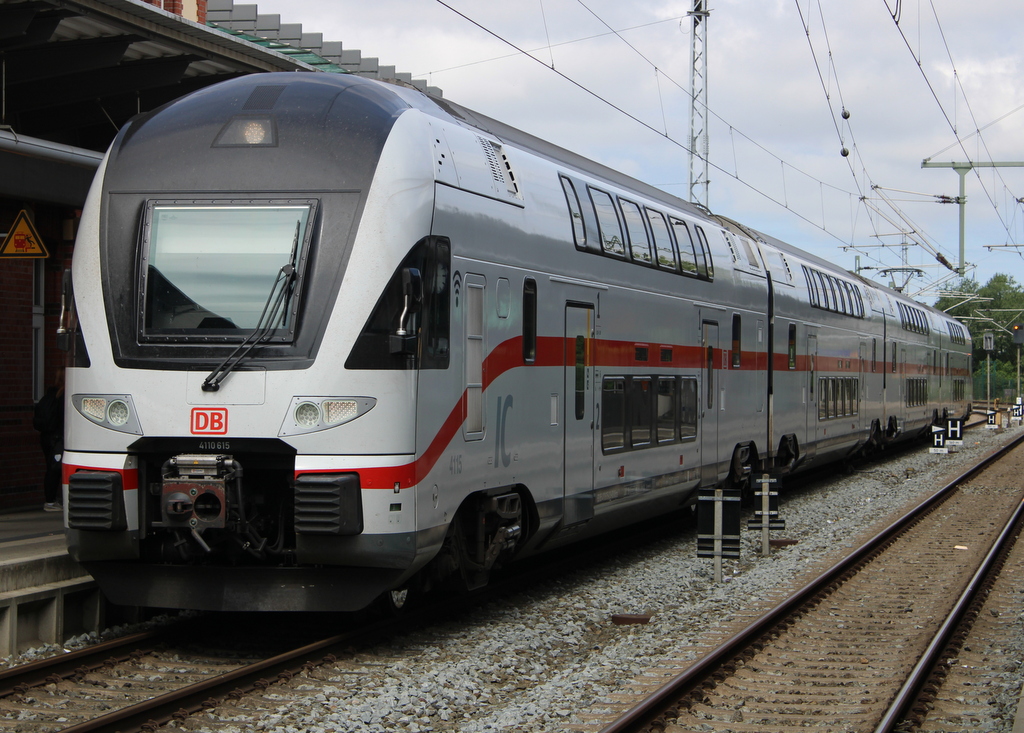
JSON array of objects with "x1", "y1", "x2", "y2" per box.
[
  {"x1": 747, "y1": 473, "x2": 786, "y2": 555},
  {"x1": 697, "y1": 487, "x2": 741, "y2": 583}
]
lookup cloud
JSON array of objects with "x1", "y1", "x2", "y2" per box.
[{"x1": 248, "y1": 0, "x2": 1024, "y2": 295}]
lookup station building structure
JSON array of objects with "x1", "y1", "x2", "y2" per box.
[{"x1": 0, "y1": 0, "x2": 436, "y2": 511}]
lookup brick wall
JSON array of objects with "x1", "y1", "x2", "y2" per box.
[
  {"x1": 140, "y1": 0, "x2": 208, "y2": 24},
  {"x1": 0, "y1": 203, "x2": 77, "y2": 512}
]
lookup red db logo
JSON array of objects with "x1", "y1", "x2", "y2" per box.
[{"x1": 191, "y1": 408, "x2": 228, "y2": 435}]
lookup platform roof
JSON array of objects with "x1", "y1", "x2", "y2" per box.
[{"x1": 0, "y1": 0, "x2": 325, "y2": 155}]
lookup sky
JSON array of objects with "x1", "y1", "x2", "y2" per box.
[{"x1": 249, "y1": 0, "x2": 1024, "y2": 305}]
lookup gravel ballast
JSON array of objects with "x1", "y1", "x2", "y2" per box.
[{"x1": 6, "y1": 426, "x2": 1023, "y2": 732}]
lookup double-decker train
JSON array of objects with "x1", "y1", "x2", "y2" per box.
[{"x1": 59, "y1": 72, "x2": 971, "y2": 612}]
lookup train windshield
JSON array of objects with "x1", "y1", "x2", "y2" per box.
[{"x1": 141, "y1": 203, "x2": 314, "y2": 341}]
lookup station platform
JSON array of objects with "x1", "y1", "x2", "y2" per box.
[
  {"x1": 0, "y1": 508, "x2": 102, "y2": 656},
  {"x1": 0, "y1": 507, "x2": 67, "y2": 562}
]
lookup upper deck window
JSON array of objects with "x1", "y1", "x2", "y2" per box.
[
  {"x1": 559, "y1": 175, "x2": 586, "y2": 249},
  {"x1": 619, "y1": 199, "x2": 652, "y2": 264},
  {"x1": 141, "y1": 202, "x2": 315, "y2": 342},
  {"x1": 669, "y1": 217, "x2": 699, "y2": 276},
  {"x1": 645, "y1": 208, "x2": 676, "y2": 271},
  {"x1": 589, "y1": 187, "x2": 626, "y2": 257}
]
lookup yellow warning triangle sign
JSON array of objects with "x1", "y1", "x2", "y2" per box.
[{"x1": 1, "y1": 211, "x2": 49, "y2": 258}]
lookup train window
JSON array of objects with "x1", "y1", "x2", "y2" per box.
[
  {"x1": 705, "y1": 338, "x2": 714, "y2": 410},
  {"x1": 422, "y1": 239, "x2": 452, "y2": 369},
  {"x1": 803, "y1": 266, "x2": 819, "y2": 307},
  {"x1": 646, "y1": 208, "x2": 677, "y2": 271},
  {"x1": 852, "y1": 284, "x2": 865, "y2": 317},
  {"x1": 679, "y1": 377, "x2": 698, "y2": 440},
  {"x1": 841, "y1": 281, "x2": 853, "y2": 315},
  {"x1": 871, "y1": 338, "x2": 877, "y2": 372},
  {"x1": 619, "y1": 199, "x2": 652, "y2": 265},
  {"x1": 574, "y1": 335, "x2": 587, "y2": 420},
  {"x1": 891, "y1": 342, "x2": 897, "y2": 373},
  {"x1": 826, "y1": 275, "x2": 842, "y2": 313},
  {"x1": 818, "y1": 378, "x2": 828, "y2": 420},
  {"x1": 346, "y1": 236, "x2": 451, "y2": 370},
  {"x1": 630, "y1": 378, "x2": 653, "y2": 447},
  {"x1": 465, "y1": 280, "x2": 485, "y2": 435},
  {"x1": 142, "y1": 202, "x2": 314, "y2": 340},
  {"x1": 588, "y1": 188, "x2": 625, "y2": 257},
  {"x1": 560, "y1": 176, "x2": 586, "y2": 249},
  {"x1": 765, "y1": 249, "x2": 793, "y2": 282},
  {"x1": 660, "y1": 346, "x2": 673, "y2": 363},
  {"x1": 523, "y1": 278, "x2": 537, "y2": 363},
  {"x1": 669, "y1": 217, "x2": 699, "y2": 275},
  {"x1": 657, "y1": 378, "x2": 676, "y2": 443},
  {"x1": 694, "y1": 226, "x2": 714, "y2": 279},
  {"x1": 731, "y1": 315, "x2": 741, "y2": 368},
  {"x1": 812, "y1": 272, "x2": 823, "y2": 307},
  {"x1": 739, "y1": 238, "x2": 761, "y2": 270},
  {"x1": 788, "y1": 325, "x2": 797, "y2": 369},
  {"x1": 602, "y1": 377, "x2": 626, "y2": 452}
]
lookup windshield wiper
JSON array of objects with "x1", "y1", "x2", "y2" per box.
[{"x1": 202, "y1": 223, "x2": 301, "y2": 392}]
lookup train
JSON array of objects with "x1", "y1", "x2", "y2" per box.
[{"x1": 58, "y1": 71, "x2": 972, "y2": 612}]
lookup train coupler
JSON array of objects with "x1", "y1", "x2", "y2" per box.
[{"x1": 157, "y1": 454, "x2": 240, "y2": 531}]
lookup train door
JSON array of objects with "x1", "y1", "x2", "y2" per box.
[
  {"x1": 701, "y1": 321, "x2": 720, "y2": 486},
  {"x1": 859, "y1": 341, "x2": 866, "y2": 428},
  {"x1": 563, "y1": 304, "x2": 595, "y2": 526},
  {"x1": 807, "y1": 333, "x2": 818, "y2": 445}
]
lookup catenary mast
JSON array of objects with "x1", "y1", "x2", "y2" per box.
[{"x1": 689, "y1": 0, "x2": 710, "y2": 207}]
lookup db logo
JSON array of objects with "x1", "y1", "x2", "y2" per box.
[{"x1": 191, "y1": 407, "x2": 228, "y2": 435}]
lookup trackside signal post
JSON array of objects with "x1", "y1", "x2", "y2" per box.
[
  {"x1": 1014, "y1": 323, "x2": 1023, "y2": 401},
  {"x1": 697, "y1": 487, "x2": 740, "y2": 583},
  {"x1": 748, "y1": 473, "x2": 785, "y2": 555}
]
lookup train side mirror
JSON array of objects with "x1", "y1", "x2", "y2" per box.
[
  {"x1": 56, "y1": 269, "x2": 72, "y2": 352},
  {"x1": 390, "y1": 267, "x2": 423, "y2": 356},
  {"x1": 402, "y1": 267, "x2": 423, "y2": 316}
]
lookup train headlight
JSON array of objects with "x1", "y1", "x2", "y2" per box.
[
  {"x1": 72, "y1": 394, "x2": 143, "y2": 435},
  {"x1": 322, "y1": 400, "x2": 358, "y2": 425},
  {"x1": 280, "y1": 397, "x2": 376, "y2": 436},
  {"x1": 106, "y1": 399, "x2": 131, "y2": 426},
  {"x1": 294, "y1": 401, "x2": 321, "y2": 428},
  {"x1": 213, "y1": 116, "x2": 277, "y2": 147},
  {"x1": 81, "y1": 397, "x2": 108, "y2": 422}
]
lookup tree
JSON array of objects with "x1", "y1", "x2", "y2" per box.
[{"x1": 934, "y1": 274, "x2": 1024, "y2": 401}]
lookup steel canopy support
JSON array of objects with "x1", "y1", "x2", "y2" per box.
[{"x1": 921, "y1": 159, "x2": 1024, "y2": 276}]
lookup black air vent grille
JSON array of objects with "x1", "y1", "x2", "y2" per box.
[
  {"x1": 295, "y1": 473, "x2": 363, "y2": 535},
  {"x1": 68, "y1": 471, "x2": 127, "y2": 531},
  {"x1": 243, "y1": 85, "x2": 286, "y2": 110}
]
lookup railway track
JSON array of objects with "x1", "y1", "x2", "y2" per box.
[
  {"x1": 0, "y1": 615, "x2": 389, "y2": 733},
  {"x1": 598, "y1": 429, "x2": 1024, "y2": 733},
  {"x1": 2, "y1": 423, "x2": 1017, "y2": 733}
]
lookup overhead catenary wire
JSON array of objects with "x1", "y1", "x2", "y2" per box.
[
  {"x1": 888, "y1": 0, "x2": 1021, "y2": 248},
  {"x1": 432, "y1": 0, "x2": 864, "y2": 248}
]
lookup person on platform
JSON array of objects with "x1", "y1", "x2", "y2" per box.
[{"x1": 33, "y1": 366, "x2": 65, "y2": 512}]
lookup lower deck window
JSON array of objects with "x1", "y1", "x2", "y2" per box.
[
  {"x1": 818, "y1": 377, "x2": 860, "y2": 420},
  {"x1": 907, "y1": 378, "x2": 928, "y2": 407},
  {"x1": 602, "y1": 375, "x2": 699, "y2": 454},
  {"x1": 630, "y1": 378, "x2": 653, "y2": 447},
  {"x1": 602, "y1": 378, "x2": 626, "y2": 451}
]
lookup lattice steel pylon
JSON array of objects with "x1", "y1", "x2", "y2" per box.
[{"x1": 688, "y1": 0, "x2": 710, "y2": 207}]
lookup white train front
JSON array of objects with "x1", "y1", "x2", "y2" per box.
[{"x1": 59, "y1": 72, "x2": 972, "y2": 612}]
